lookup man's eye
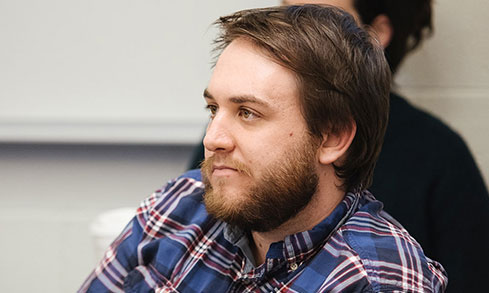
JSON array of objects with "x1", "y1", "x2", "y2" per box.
[
  {"x1": 206, "y1": 105, "x2": 218, "y2": 117},
  {"x1": 239, "y1": 108, "x2": 257, "y2": 120}
]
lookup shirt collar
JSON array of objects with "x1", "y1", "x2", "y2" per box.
[{"x1": 223, "y1": 192, "x2": 361, "y2": 275}]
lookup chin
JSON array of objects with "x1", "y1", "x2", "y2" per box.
[
  {"x1": 213, "y1": 184, "x2": 247, "y2": 203},
  {"x1": 212, "y1": 175, "x2": 250, "y2": 193}
]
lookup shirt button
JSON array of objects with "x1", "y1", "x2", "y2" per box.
[{"x1": 290, "y1": 262, "x2": 298, "y2": 271}]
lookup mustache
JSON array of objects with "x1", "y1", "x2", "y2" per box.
[{"x1": 200, "y1": 155, "x2": 252, "y2": 177}]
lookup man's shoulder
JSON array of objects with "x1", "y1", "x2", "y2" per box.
[
  {"x1": 155, "y1": 169, "x2": 203, "y2": 200},
  {"x1": 340, "y1": 198, "x2": 417, "y2": 263},
  {"x1": 177, "y1": 168, "x2": 203, "y2": 182},
  {"x1": 151, "y1": 169, "x2": 204, "y2": 204},
  {"x1": 138, "y1": 169, "x2": 207, "y2": 231},
  {"x1": 329, "y1": 193, "x2": 448, "y2": 291},
  {"x1": 378, "y1": 93, "x2": 482, "y2": 192},
  {"x1": 389, "y1": 93, "x2": 468, "y2": 152}
]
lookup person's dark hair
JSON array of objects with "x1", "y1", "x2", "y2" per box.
[
  {"x1": 214, "y1": 5, "x2": 391, "y2": 191},
  {"x1": 354, "y1": 0, "x2": 433, "y2": 73}
]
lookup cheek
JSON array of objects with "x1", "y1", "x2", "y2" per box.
[
  {"x1": 242, "y1": 133, "x2": 298, "y2": 165},
  {"x1": 238, "y1": 139, "x2": 270, "y2": 168}
]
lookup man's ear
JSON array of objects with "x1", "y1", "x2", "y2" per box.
[
  {"x1": 318, "y1": 123, "x2": 356, "y2": 165},
  {"x1": 369, "y1": 14, "x2": 393, "y2": 49}
]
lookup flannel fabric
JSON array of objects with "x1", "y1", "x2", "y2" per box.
[{"x1": 80, "y1": 169, "x2": 447, "y2": 292}]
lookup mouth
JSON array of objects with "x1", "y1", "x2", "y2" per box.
[{"x1": 212, "y1": 165, "x2": 239, "y2": 176}]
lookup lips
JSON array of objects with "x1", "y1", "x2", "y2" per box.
[
  {"x1": 212, "y1": 165, "x2": 239, "y2": 176},
  {"x1": 213, "y1": 165, "x2": 237, "y2": 171}
]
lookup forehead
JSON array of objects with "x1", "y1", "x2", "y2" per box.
[{"x1": 207, "y1": 38, "x2": 300, "y2": 111}]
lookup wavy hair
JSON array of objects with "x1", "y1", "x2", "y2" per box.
[{"x1": 214, "y1": 5, "x2": 391, "y2": 191}]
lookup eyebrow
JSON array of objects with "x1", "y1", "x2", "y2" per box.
[{"x1": 203, "y1": 89, "x2": 271, "y2": 108}]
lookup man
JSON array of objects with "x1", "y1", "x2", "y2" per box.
[
  {"x1": 186, "y1": 1, "x2": 489, "y2": 291},
  {"x1": 80, "y1": 6, "x2": 447, "y2": 292}
]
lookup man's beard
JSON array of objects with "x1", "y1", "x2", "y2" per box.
[{"x1": 201, "y1": 136, "x2": 319, "y2": 233}]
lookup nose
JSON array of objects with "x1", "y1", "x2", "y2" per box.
[{"x1": 203, "y1": 115, "x2": 235, "y2": 154}]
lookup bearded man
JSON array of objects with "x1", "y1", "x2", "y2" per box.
[{"x1": 80, "y1": 5, "x2": 447, "y2": 292}]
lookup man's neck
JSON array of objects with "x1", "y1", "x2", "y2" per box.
[{"x1": 250, "y1": 180, "x2": 345, "y2": 265}]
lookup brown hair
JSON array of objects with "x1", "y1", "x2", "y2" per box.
[
  {"x1": 354, "y1": 0, "x2": 433, "y2": 73},
  {"x1": 214, "y1": 5, "x2": 391, "y2": 191}
]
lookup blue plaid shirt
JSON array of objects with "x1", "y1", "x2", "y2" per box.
[{"x1": 80, "y1": 170, "x2": 447, "y2": 292}]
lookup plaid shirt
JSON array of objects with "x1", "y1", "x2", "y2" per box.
[{"x1": 80, "y1": 170, "x2": 447, "y2": 292}]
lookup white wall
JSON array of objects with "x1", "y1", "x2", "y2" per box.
[
  {"x1": 0, "y1": 144, "x2": 194, "y2": 292},
  {"x1": 0, "y1": 0, "x2": 276, "y2": 144}
]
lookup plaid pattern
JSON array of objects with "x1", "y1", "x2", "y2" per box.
[{"x1": 80, "y1": 170, "x2": 447, "y2": 292}]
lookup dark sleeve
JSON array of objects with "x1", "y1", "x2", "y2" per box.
[
  {"x1": 428, "y1": 135, "x2": 489, "y2": 292},
  {"x1": 187, "y1": 139, "x2": 205, "y2": 170}
]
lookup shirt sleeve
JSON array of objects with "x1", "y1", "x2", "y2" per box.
[{"x1": 78, "y1": 181, "x2": 175, "y2": 293}]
